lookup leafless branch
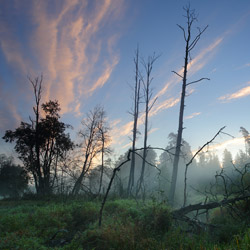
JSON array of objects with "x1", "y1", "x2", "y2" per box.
[
  {"x1": 172, "y1": 70, "x2": 184, "y2": 79},
  {"x1": 186, "y1": 77, "x2": 210, "y2": 86},
  {"x1": 177, "y1": 24, "x2": 187, "y2": 41},
  {"x1": 183, "y1": 126, "x2": 226, "y2": 206}
]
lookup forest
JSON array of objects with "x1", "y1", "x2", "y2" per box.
[{"x1": 0, "y1": 5, "x2": 250, "y2": 250}]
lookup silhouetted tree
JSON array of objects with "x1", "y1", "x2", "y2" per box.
[
  {"x1": 169, "y1": 5, "x2": 209, "y2": 204},
  {"x1": 3, "y1": 77, "x2": 73, "y2": 195},
  {"x1": 72, "y1": 106, "x2": 109, "y2": 195},
  {"x1": 240, "y1": 127, "x2": 250, "y2": 156},
  {"x1": 235, "y1": 149, "x2": 250, "y2": 169},
  {"x1": 222, "y1": 149, "x2": 233, "y2": 170},
  {"x1": 159, "y1": 133, "x2": 194, "y2": 203},
  {"x1": 0, "y1": 154, "x2": 29, "y2": 198}
]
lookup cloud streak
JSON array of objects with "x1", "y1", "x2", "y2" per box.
[
  {"x1": 0, "y1": 0, "x2": 125, "y2": 116},
  {"x1": 185, "y1": 112, "x2": 201, "y2": 120},
  {"x1": 31, "y1": 0, "x2": 125, "y2": 114},
  {"x1": 219, "y1": 82, "x2": 250, "y2": 102}
]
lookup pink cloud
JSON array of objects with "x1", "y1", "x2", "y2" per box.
[{"x1": 219, "y1": 82, "x2": 250, "y2": 102}]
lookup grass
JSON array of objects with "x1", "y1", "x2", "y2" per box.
[{"x1": 0, "y1": 198, "x2": 249, "y2": 249}]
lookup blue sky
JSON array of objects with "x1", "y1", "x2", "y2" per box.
[{"x1": 0, "y1": 0, "x2": 250, "y2": 161}]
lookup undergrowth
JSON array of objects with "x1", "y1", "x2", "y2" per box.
[{"x1": 0, "y1": 198, "x2": 249, "y2": 249}]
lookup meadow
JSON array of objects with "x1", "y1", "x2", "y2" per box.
[{"x1": 0, "y1": 197, "x2": 249, "y2": 250}]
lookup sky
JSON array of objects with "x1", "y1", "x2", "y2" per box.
[{"x1": 0, "y1": 0, "x2": 250, "y2": 163}]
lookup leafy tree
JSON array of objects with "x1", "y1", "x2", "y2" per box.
[
  {"x1": 222, "y1": 149, "x2": 233, "y2": 171},
  {"x1": 240, "y1": 127, "x2": 250, "y2": 156},
  {"x1": 159, "y1": 133, "x2": 194, "y2": 202},
  {"x1": 0, "y1": 154, "x2": 29, "y2": 198},
  {"x1": 114, "y1": 148, "x2": 158, "y2": 198},
  {"x1": 3, "y1": 77, "x2": 73, "y2": 195},
  {"x1": 191, "y1": 151, "x2": 221, "y2": 189},
  {"x1": 235, "y1": 150, "x2": 250, "y2": 169}
]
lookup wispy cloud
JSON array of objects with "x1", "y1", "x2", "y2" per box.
[
  {"x1": 0, "y1": 84, "x2": 22, "y2": 131},
  {"x1": 31, "y1": 0, "x2": 125, "y2": 114},
  {"x1": 219, "y1": 82, "x2": 250, "y2": 102},
  {"x1": 150, "y1": 98, "x2": 179, "y2": 117},
  {"x1": 211, "y1": 137, "x2": 245, "y2": 151},
  {"x1": 184, "y1": 112, "x2": 201, "y2": 120},
  {"x1": 88, "y1": 56, "x2": 119, "y2": 94},
  {"x1": 0, "y1": 0, "x2": 125, "y2": 115},
  {"x1": 148, "y1": 127, "x2": 159, "y2": 135},
  {"x1": 192, "y1": 137, "x2": 245, "y2": 159},
  {"x1": 0, "y1": 18, "x2": 32, "y2": 78}
]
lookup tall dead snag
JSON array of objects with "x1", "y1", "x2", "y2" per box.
[
  {"x1": 127, "y1": 47, "x2": 141, "y2": 197},
  {"x1": 136, "y1": 54, "x2": 158, "y2": 197},
  {"x1": 169, "y1": 5, "x2": 209, "y2": 205},
  {"x1": 30, "y1": 76, "x2": 43, "y2": 193},
  {"x1": 72, "y1": 106, "x2": 104, "y2": 196}
]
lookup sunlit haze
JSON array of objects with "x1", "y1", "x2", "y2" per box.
[{"x1": 0, "y1": 0, "x2": 250, "y2": 162}]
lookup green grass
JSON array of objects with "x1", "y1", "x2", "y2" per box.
[{"x1": 0, "y1": 198, "x2": 249, "y2": 249}]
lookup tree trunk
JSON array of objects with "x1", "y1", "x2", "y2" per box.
[
  {"x1": 169, "y1": 42, "x2": 189, "y2": 205},
  {"x1": 127, "y1": 47, "x2": 140, "y2": 197},
  {"x1": 98, "y1": 137, "x2": 105, "y2": 195},
  {"x1": 169, "y1": 6, "x2": 208, "y2": 205},
  {"x1": 72, "y1": 153, "x2": 89, "y2": 195}
]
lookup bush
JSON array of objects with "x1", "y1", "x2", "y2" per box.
[{"x1": 138, "y1": 205, "x2": 172, "y2": 235}]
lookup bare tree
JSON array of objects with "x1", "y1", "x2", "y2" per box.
[
  {"x1": 136, "y1": 54, "x2": 158, "y2": 197},
  {"x1": 169, "y1": 5, "x2": 209, "y2": 205},
  {"x1": 72, "y1": 106, "x2": 104, "y2": 196},
  {"x1": 30, "y1": 76, "x2": 43, "y2": 193},
  {"x1": 127, "y1": 47, "x2": 141, "y2": 196}
]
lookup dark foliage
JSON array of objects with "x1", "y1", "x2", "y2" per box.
[
  {"x1": 3, "y1": 100, "x2": 73, "y2": 196},
  {"x1": 0, "y1": 154, "x2": 29, "y2": 198}
]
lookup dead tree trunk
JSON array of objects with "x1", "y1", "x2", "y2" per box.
[
  {"x1": 127, "y1": 47, "x2": 141, "y2": 197},
  {"x1": 29, "y1": 76, "x2": 44, "y2": 195},
  {"x1": 97, "y1": 112, "x2": 111, "y2": 195},
  {"x1": 98, "y1": 131, "x2": 105, "y2": 195},
  {"x1": 136, "y1": 54, "x2": 158, "y2": 197},
  {"x1": 169, "y1": 5, "x2": 208, "y2": 205}
]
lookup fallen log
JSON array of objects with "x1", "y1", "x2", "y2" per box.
[{"x1": 172, "y1": 194, "x2": 250, "y2": 217}]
